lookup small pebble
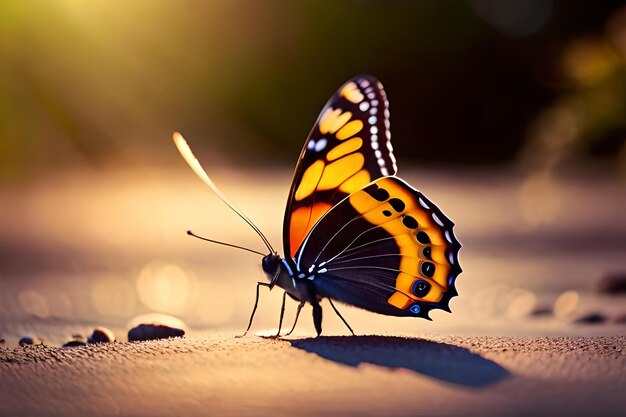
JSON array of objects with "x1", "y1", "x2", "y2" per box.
[
  {"x1": 87, "y1": 327, "x2": 115, "y2": 344},
  {"x1": 595, "y1": 273, "x2": 626, "y2": 294},
  {"x1": 18, "y1": 337, "x2": 43, "y2": 346},
  {"x1": 574, "y1": 312, "x2": 607, "y2": 324},
  {"x1": 62, "y1": 340, "x2": 87, "y2": 348},
  {"x1": 128, "y1": 323, "x2": 185, "y2": 342}
]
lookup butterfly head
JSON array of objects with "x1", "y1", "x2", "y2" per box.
[{"x1": 261, "y1": 253, "x2": 281, "y2": 276}]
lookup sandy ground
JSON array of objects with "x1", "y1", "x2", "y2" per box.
[
  {"x1": 1, "y1": 334, "x2": 625, "y2": 417},
  {"x1": 1, "y1": 167, "x2": 625, "y2": 416}
]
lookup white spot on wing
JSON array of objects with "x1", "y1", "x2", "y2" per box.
[
  {"x1": 314, "y1": 138, "x2": 327, "y2": 152},
  {"x1": 359, "y1": 101, "x2": 369, "y2": 111},
  {"x1": 368, "y1": 116, "x2": 377, "y2": 125},
  {"x1": 432, "y1": 213, "x2": 445, "y2": 227},
  {"x1": 418, "y1": 197, "x2": 430, "y2": 209}
]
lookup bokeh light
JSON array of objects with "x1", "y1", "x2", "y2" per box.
[
  {"x1": 505, "y1": 289, "x2": 537, "y2": 319},
  {"x1": 554, "y1": 290, "x2": 580, "y2": 318},
  {"x1": 136, "y1": 260, "x2": 194, "y2": 314}
]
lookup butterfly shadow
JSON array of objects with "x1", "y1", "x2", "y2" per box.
[{"x1": 289, "y1": 335, "x2": 510, "y2": 388}]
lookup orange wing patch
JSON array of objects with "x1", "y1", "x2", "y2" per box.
[
  {"x1": 327, "y1": 137, "x2": 363, "y2": 161},
  {"x1": 289, "y1": 202, "x2": 332, "y2": 258},
  {"x1": 348, "y1": 177, "x2": 455, "y2": 310},
  {"x1": 339, "y1": 169, "x2": 371, "y2": 194},
  {"x1": 340, "y1": 82, "x2": 365, "y2": 103},
  {"x1": 336, "y1": 120, "x2": 363, "y2": 140},
  {"x1": 319, "y1": 108, "x2": 352, "y2": 135},
  {"x1": 318, "y1": 153, "x2": 365, "y2": 190},
  {"x1": 294, "y1": 160, "x2": 325, "y2": 201},
  {"x1": 294, "y1": 110, "x2": 370, "y2": 202}
]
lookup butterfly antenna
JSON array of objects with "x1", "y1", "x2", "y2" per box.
[
  {"x1": 173, "y1": 132, "x2": 275, "y2": 254},
  {"x1": 186, "y1": 230, "x2": 266, "y2": 256}
]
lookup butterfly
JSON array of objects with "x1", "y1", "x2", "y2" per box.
[{"x1": 173, "y1": 75, "x2": 461, "y2": 337}]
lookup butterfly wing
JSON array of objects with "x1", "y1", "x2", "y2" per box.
[
  {"x1": 283, "y1": 75, "x2": 397, "y2": 260},
  {"x1": 293, "y1": 176, "x2": 461, "y2": 319}
]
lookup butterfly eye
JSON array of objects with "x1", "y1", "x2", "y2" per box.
[
  {"x1": 262, "y1": 254, "x2": 280, "y2": 274},
  {"x1": 412, "y1": 280, "x2": 431, "y2": 297}
]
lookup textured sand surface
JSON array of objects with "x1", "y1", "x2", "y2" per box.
[
  {"x1": 2, "y1": 169, "x2": 625, "y2": 416},
  {"x1": 1, "y1": 334, "x2": 625, "y2": 417}
]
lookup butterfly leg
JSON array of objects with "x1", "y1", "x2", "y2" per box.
[
  {"x1": 327, "y1": 298, "x2": 355, "y2": 336},
  {"x1": 284, "y1": 301, "x2": 305, "y2": 336},
  {"x1": 312, "y1": 300, "x2": 323, "y2": 337},
  {"x1": 238, "y1": 281, "x2": 272, "y2": 338},
  {"x1": 274, "y1": 291, "x2": 288, "y2": 337}
]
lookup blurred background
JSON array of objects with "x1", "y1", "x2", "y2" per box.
[{"x1": 1, "y1": 0, "x2": 625, "y2": 344}]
